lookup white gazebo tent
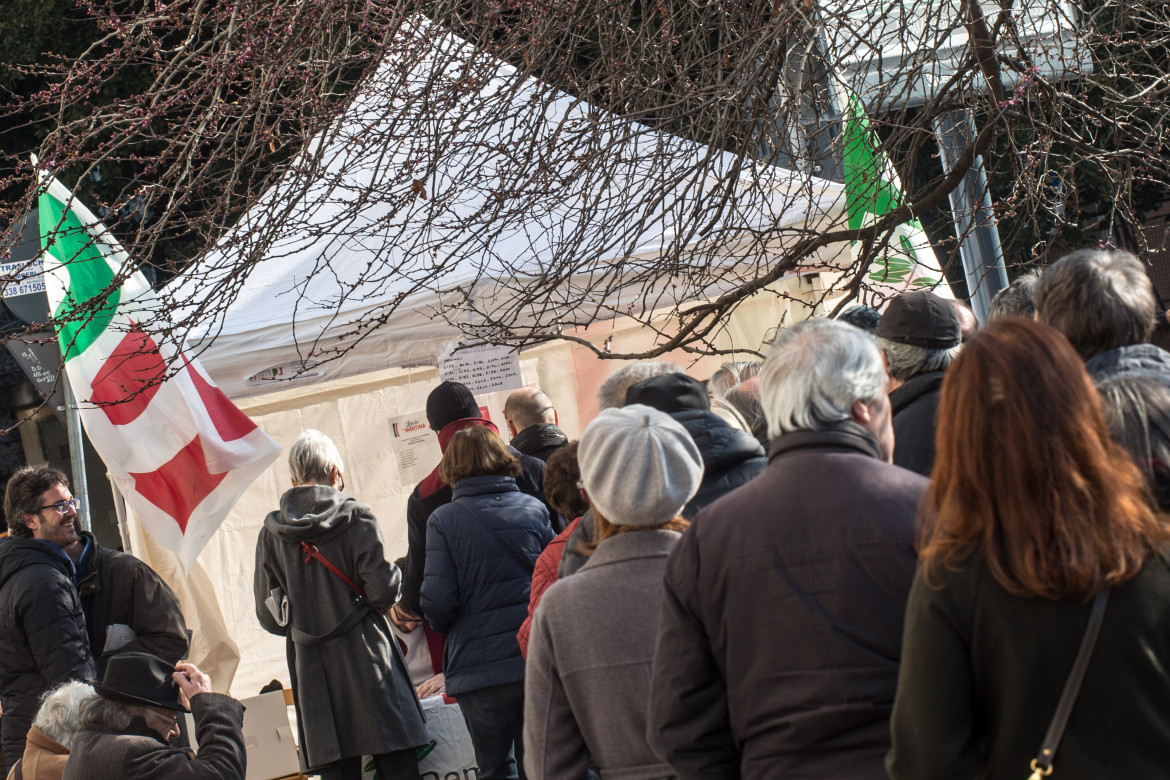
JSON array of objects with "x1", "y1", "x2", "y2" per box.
[{"x1": 149, "y1": 16, "x2": 847, "y2": 695}]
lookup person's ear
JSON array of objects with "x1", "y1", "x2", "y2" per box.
[
  {"x1": 851, "y1": 398, "x2": 873, "y2": 425},
  {"x1": 506, "y1": 420, "x2": 518, "y2": 437},
  {"x1": 22, "y1": 513, "x2": 37, "y2": 532}
]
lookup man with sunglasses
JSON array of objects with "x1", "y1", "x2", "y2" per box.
[{"x1": 0, "y1": 466, "x2": 98, "y2": 773}]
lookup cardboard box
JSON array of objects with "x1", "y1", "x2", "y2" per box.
[{"x1": 186, "y1": 690, "x2": 301, "y2": 780}]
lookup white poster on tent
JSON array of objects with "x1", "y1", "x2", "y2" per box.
[
  {"x1": 438, "y1": 343, "x2": 523, "y2": 395},
  {"x1": 389, "y1": 412, "x2": 443, "y2": 484}
]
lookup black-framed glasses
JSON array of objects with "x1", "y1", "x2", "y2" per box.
[{"x1": 38, "y1": 497, "x2": 81, "y2": 515}]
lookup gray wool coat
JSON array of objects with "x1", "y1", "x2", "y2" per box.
[
  {"x1": 524, "y1": 529, "x2": 681, "y2": 780},
  {"x1": 254, "y1": 486, "x2": 428, "y2": 770}
]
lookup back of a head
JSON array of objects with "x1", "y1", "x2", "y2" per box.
[
  {"x1": 874, "y1": 290, "x2": 963, "y2": 382},
  {"x1": 760, "y1": 319, "x2": 887, "y2": 440},
  {"x1": 597, "y1": 361, "x2": 683, "y2": 410},
  {"x1": 1097, "y1": 374, "x2": 1170, "y2": 509},
  {"x1": 707, "y1": 361, "x2": 761, "y2": 399},
  {"x1": 924, "y1": 318, "x2": 1164, "y2": 599},
  {"x1": 4, "y1": 464, "x2": 69, "y2": 538},
  {"x1": 34, "y1": 680, "x2": 96, "y2": 749},
  {"x1": 289, "y1": 429, "x2": 343, "y2": 485},
  {"x1": 439, "y1": 425, "x2": 519, "y2": 486},
  {"x1": 987, "y1": 270, "x2": 1040, "y2": 322},
  {"x1": 1035, "y1": 248, "x2": 1156, "y2": 360},
  {"x1": 723, "y1": 378, "x2": 767, "y2": 445},
  {"x1": 504, "y1": 387, "x2": 556, "y2": 430},
  {"x1": 542, "y1": 441, "x2": 588, "y2": 520},
  {"x1": 578, "y1": 405, "x2": 702, "y2": 528}
]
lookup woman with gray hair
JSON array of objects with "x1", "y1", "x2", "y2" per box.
[
  {"x1": 5, "y1": 681, "x2": 94, "y2": 780},
  {"x1": 254, "y1": 429, "x2": 427, "y2": 780}
]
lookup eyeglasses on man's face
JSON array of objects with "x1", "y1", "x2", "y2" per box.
[{"x1": 38, "y1": 497, "x2": 81, "y2": 516}]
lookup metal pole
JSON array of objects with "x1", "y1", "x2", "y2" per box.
[
  {"x1": 62, "y1": 373, "x2": 90, "y2": 533},
  {"x1": 933, "y1": 109, "x2": 1009, "y2": 321}
]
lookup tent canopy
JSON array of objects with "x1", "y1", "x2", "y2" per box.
[{"x1": 164, "y1": 16, "x2": 843, "y2": 399}]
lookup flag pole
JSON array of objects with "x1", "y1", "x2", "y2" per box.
[{"x1": 62, "y1": 372, "x2": 90, "y2": 533}]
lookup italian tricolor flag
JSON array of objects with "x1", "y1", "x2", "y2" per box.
[
  {"x1": 843, "y1": 94, "x2": 953, "y2": 302},
  {"x1": 37, "y1": 169, "x2": 280, "y2": 569}
]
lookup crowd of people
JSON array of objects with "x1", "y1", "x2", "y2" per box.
[{"x1": 4, "y1": 246, "x2": 1170, "y2": 780}]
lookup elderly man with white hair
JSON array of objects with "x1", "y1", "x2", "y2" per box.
[
  {"x1": 6, "y1": 681, "x2": 94, "y2": 780},
  {"x1": 648, "y1": 319, "x2": 928, "y2": 780}
]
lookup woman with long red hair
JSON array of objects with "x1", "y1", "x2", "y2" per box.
[{"x1": 887, "y1": 318, "x2": 1170, "y2": 779}]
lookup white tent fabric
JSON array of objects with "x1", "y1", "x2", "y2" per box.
[
  {"x1": 146, "y1": 18, "x2": 848, "y2": 697},
  {"x1": 164, "y1": 16, "x2": 843, "y2": 400}
]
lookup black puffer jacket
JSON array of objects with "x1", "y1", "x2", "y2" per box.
[
  {"x1": 0, "y1": 538, "x2": 96, "y2": 770},
  {"x1": 509, "y1": 423, "x2": 569, "y2": 462},
  {"x1": 671, "y1": 409, "x2": 767, "y2": 518},
  {"x1": 76, "y1": 532, "x2": 189, "y2": 674}
]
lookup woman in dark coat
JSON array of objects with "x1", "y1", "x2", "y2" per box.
[
  {"x1": 421, "y1": 426, "x2": 553, "y2": 780},
  {"x1": 254, "y1": 429, "x2": 428, "y2": 780},
  {"x1": 887, "y1": 319, "x2": 1170, "y2": 780}
]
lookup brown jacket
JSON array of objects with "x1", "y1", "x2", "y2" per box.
[
  {"x1": 6, "y1": 727, "x2": 68, "y2": 780},
  {"x1": 648, "y1": 428, "x2": 927, "y2": 780}
]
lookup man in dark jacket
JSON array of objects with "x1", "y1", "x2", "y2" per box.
[
  {"x1": 504, "y1": 386, "x2": 568, "y2": 462},
  {"x1": 1036, "y1": 248, "x2": 1170, "y2": 386},
  {"x1": 64, "y1": 652, "x2": 245, "y2": 779},
  {"x1": 402, "y1": 381, "x2": 549, "y2": 616},
  {"x1": 70, "y1": 531, "x2": 189, "y2": 675},
  {"x1": 624, "y1": 372, "x2": 766, "y2": 516},
  {"x1": 648, "y1": 318, "x2": 928, "y2": 780},
  {"x1": 875, "y1": 290, "x2": 962, "y2": 477},
  {"x1": 0, "y1": 466, "x2": 97, "y2": 773}
]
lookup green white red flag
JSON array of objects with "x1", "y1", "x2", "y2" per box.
[
  {"x1": 842, "y1": 94, "x2": 953, "y2": 301},
  {"x1": 37, "y1": 169, "x2": 280, "y2": 570}
]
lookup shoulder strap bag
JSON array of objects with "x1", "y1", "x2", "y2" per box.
[{"x1": 1027, "y1": 588, "x2": 1109, "y2": 780}]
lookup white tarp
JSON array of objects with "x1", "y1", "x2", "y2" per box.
[{"x1": 163, "y1": 16, "x2": 843, "y2": 400}]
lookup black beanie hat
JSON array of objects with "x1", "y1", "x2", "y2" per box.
[
  {"x1": 624, "y1": 373, "x2": 711, "y2": 413},
  {"x1": 426, "y1": 381, "x2": 480, "y2": 431}
]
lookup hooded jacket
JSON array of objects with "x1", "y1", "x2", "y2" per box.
[
  {"x1": 1084, "y1": 342, "x2": 1170, "y2": 384},
  {"x1": 0, "y1": 538, "x2": 95, "y2": 771},
  {"x1": 402, "y1": 417, "x2": 550, "y2": 615},
  {"x1": 420, "y1": 475, "x2": 552, "y2": 696},
  {"x1": 254, "y1": 485, "x2": 428, "y2": 770}
]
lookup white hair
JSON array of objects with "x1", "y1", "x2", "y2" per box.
[
  {"x1": 33, "y1": 681, "x2": 96, "y2": 749},
  {"x1": 761, "y1": 319, "x2": 888, "y2": 439},
  {"x1": 289, "y1": 429, "x2": 344, "y2": 485},
  {"x1": 876, "y1": 337, "x2": 961, "y2": 383},
  {"x1": 597, "y1": 361, "x2": 684, "y2": 410}
]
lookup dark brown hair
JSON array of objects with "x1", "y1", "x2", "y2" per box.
[
  {"x1": 921, "y1": 318, "x2": 1167, "y2": 600},
  {"x1": 5, "y1": 465, "x2": 69, "y2": 538},
  {"x1": 438, "y1": 426, "x2": 520, "y2": 486},
  {"x1": 541, "y1": 441, "x2": 588, "y2": 521}
]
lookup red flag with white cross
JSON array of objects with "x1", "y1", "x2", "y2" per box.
[{"x1": 37, "y1": 169, "x2": 280, "y2": 569}]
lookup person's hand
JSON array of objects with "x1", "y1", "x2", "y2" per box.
[
  {"x1": 417, "y1": 673, "x2": 445, "y2": 698},
  {"x1": 173, "y1": 663, "x2": 214, "y2": 699}
]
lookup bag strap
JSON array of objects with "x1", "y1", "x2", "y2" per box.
[
  {"x1": 462, "y1": 511, "x2": 538, "y2": 575},
  {"x1": 301, "y1": 541, "x2": 387, "y2": 615},
  {"x1": 1028, "y1": 588, "x2": 1109, "y2": 779}
]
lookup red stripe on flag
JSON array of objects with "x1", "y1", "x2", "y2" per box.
[
  {"x1": 130, "y1": 436, "x2": 227, "y2": 534},
  {"x1": 90, "y1": 324, "x2": 166, "y2": 425},
  {"x1": 183, "y1": 355, "x2": 258, "y2": 442}
]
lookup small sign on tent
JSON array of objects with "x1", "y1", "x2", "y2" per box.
[{"x1": 437, "y1": 343, "x2": 522, "y2": 395}]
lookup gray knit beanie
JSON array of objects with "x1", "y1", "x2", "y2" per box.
[{"x1": 578, "y1": 404, "x2": 703, "y2": 527}]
